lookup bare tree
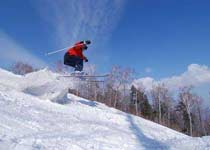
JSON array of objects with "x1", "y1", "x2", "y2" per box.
[
  {"x1": 206, "y1": 112, "x2": 210, "y2": 134},
  {"x1": 150, "y1": 83, "x2": 173, "y2": 125},
  {"x1": 151, "y1": 84, "x2": 162, "y2": 123},
  {"x1": 130, "y1": 85, "x2": 139, "y2": 115},
  {"x1": 12, "y1": 61, "x2": 36, "y2": 75},
  {"x1": 151, "y1": 84, "x2": 161, "y2": 123},
  {"x1": 178, "y1": 87, "x2": 196, "y2": 136},
  {"x1": 194, "y1": 96, "x2": 207, "y2": 136},
  {"x1": 130, "y1": 85, "x2": 152, "y2": 118},
  {"x1": 161, "y1": 87, "x2": 173, "y2": 127},
  {"x1": 107, "y1": 66, "x2": 134, "y2": 108}
]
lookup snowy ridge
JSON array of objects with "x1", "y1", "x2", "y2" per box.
[{"x1": 0, "y1": 68, "x2": 209, "y2": 150}]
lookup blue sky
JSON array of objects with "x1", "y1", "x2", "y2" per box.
[
  {"x1": 0, "y1": 0, "x2": 210, "y2": 100},
  {"x1": 111, "y1": 0, "x2": 210, "y2": 77}
]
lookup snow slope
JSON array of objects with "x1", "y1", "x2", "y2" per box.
[{"x1": 0, "y1": 69, "x2": 209, "y2": 150}]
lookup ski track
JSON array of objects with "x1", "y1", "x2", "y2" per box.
[{"x1": 0, "y1": 68, "x2": 209, "y2": 150}]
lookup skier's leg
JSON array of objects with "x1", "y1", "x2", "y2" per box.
[
  {"x1": 75, "y1": 58, "x2": 83, "y2": 72},
  {"x1": 74, "y1": 58, "x2": 86, "y2": 80},
  {"x1": 64, "y1": 53, "x2": 76, "y2": 67}
]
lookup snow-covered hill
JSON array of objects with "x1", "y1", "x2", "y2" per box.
[{"x1": 0, "y1": 69, "x2": 209, "y2": 150}]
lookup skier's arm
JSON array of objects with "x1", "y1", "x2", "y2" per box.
[
  {"x1": 82, "y1": 55, "x2": 88, "y2": 62},
  {"x1": 75, "y1": 41, "x2": 84, "y2": 45},
  {"x1": 81, "y1": 50, "x2": 88, "y2": 61}
]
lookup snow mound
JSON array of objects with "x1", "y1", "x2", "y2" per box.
[
  {"x1": 0, "y1": 68, "x2": 209, "y2": 150},
  {"x1": 22, "y1": 69, "x2": 73, "y2": 101},
  {"x1": 0, "y1": 68, "x2": 22, "y2": 90},
  {"x1": 0, "y1": 68, "x2": 76, "y2": 102}
]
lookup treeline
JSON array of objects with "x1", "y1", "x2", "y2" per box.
[
  {"x1": 11, "y1": 61, "x2": 37, "y2": 75},
  {"x1": 69, "y1": 66, "x2": 210, "y2": 137}
]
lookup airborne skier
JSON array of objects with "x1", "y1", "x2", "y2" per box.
[{"x1": 64, "y1": 40, "x2": 91, "y2": 74}]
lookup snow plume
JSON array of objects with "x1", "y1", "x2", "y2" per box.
[
  {"x1": 83, "y1": 64, "x2": 96, "y2": 75},
  {"x1": 32, "y1": 0, "x2": 126, "y2": 46},
  {"x1": 0, "y1": 31, "x2": 47, "y2": 68},
  {"x1": 133, "y1": 64, "x2": 210, "y2": 92}
]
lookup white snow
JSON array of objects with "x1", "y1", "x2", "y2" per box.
[{"x1": 0, "y1": 68, "x2": 209, "y2": 150}]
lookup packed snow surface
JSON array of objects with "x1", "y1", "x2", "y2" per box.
[{"x1": 0, "y1": 68, "x2": 209, "y2": 150}]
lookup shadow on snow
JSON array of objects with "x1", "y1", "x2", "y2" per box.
[
  {"x1": 77, "y1": 100, "x2": 98, "y2": 107},
  {"x1": 126, "y1": 114, "x2": 168, "y2": 150}
]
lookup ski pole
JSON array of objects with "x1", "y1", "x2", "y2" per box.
[
  {"x1": 45, "y1": 46, "x2": 70, "y2": 56},
  {"x1": 45, "y1": 43, "x2": 86, "y2": 56}
]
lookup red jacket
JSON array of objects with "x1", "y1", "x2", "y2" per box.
[{"x1": 67, "y1": 41, "x2": 86, "y2": 60}]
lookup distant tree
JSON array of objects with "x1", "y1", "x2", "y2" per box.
[
  {"x1": 193, "y1": 96, "x2": 207, "y2": 136},
  {"x1": 12, "y1": 61, "x2": 36, "y2": 75},
  {"x1": 82, "y1": 64, "x2": 102, "y2": 101},
  {"x1": 206, "y1": 113, "x2": 210, "y2": 134},
  {"x1": 176, "y1": 100, "x2": 192, "y2": 135},
  {"x1": 130, "y1": 85, "x2": 152, "y2": 118},
  {"x1": 169, "y1": 109, "x2": 183, "y2": 132},
  {"x1": 130, "y1": 85, "x2": 139, "y2": 115},
  {"x1": 151, "y1": 84, "x2": 171, "y2": 124},
  {"x1": 160, "y1": 86, "x2": 173, "y2": 127},
  {"x1": 176, "y1": 87, "x2": 197, "y2": 136},
  {"x1": 107, "y1": 66, "x2": 134, "y2": 108},
  {"x1": 140, "y1": 93, "x2": 152, "y2": 119},
  {"x1": 104, "y1": 83, "x2": 114, "y2": 106}
]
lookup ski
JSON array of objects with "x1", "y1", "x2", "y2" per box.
[
  {"x1": 59, "y1": 74, "x2": 109, "y2": 78},
  {"x1": 85, "y1": 80, "x2": 105, "y2": 82}
]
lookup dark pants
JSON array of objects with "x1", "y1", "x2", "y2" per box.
[{"x1": 64, "y1": 53, "x2": 83, "y2": 71}]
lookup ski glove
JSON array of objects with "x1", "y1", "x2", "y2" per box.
[
  {"x1": 85, "y1": 40, "x2": 91, "y2": 45},
  {"x1": 85, "y1": 58, "x2": 88, "y2": 62},
  {"x1": 83, "y1": 45, "x2": 88, "y2": 50}
]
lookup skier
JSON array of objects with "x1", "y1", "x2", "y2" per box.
[{"x1": 64, "y1": 40, "x2": 91, "y2": 74}]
